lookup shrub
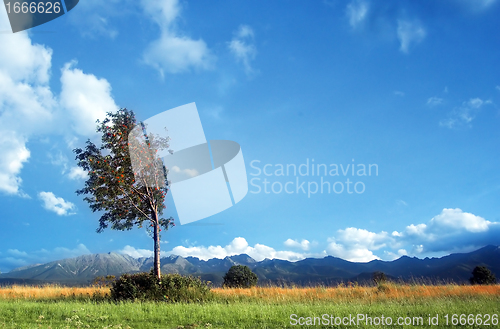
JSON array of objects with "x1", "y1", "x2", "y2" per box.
[
  {"x1": 223, "y1": 265, "x2": 258, "y2": 288},
  {"x1": 110, "y1": 270, "x2": 213, "y2": 302},
  {"x1": 469, "y1": 266, "x2": 496, "y2": 285},
  {"x1": 92, "y1": 275, "x2": 116, "y2": 288},
  {"x1": 372, "y1": 271, "x2": 387, "y2": 285}
]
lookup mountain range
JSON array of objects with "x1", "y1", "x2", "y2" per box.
[{"x1": 1, "y1": 245, "x2": 498, "y2": 286}]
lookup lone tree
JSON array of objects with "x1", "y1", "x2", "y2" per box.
[
  {"x1": 223, "y1": 265, "x2": 258, "y2": 288},
  {"x1": 74, "y1": 108, "x2": 174, "y2": 280},
  {"x1": 469, "y1": 266, "x2": 496, "y2": 285}
]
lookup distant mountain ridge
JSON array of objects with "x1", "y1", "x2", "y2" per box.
[{"x1": 1, "y1": 245, "x2": 499, "y2": 286}]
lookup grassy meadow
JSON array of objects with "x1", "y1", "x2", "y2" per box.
[{"x1": 0, "y1": 283, "x2": 499, "y2": 328}]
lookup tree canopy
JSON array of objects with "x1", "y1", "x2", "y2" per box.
[
  {"x1": 74, "y1": 108, "x2": 174, "y2": 279},
  {"x1": 469, "y1": 266, "x2": 496, "y2": 285},
  {"x1": 223, "y1": 265, "x2": 258, "y2": 288}
]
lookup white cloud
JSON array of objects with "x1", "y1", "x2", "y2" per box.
[
  {"x1": 324, "y1": 208, "x2": 498, "y2": 260},
  {"x1": 171, "y1": 166, "x2": 199, "y2": 178},
  {"x1": 427, "y1": 97, "x2": 444, "y2": 107},
  {"x1": 0, "y1": 244, "x2": 91, "y2": 273},
  {"x1": 141, "y1": 0, "x2": 179, "y2": 28},
  {"x1": 383, "y1": 248, "x2": 408, "y2": 260},
  {"x1": 141, "y1": 0, "x2": 214, "y2": 76},
  {"x1": 228, "y1": 25, "x2": 257, "y2": 75},
  {"x1": 68, "y1": 166, "x2": 88, "y2": 180},
  {"x1": 143, "y1": 33, "x2": 213, "y2": 75},
  {"x1": 0, "y1": 10, "x2": 55, "y2": 196},
  {"x1": 392, "y1": 208, "x2": 498, "y2": 255},
  {"x1": 346, "y1": 0, "x2": 368, "y2": 28},
  {"x1": 326, "y1": 228, "x2": 389, "y2": 262},
  {"x1": 119, "y1": 245, "x2": 154, "y2": 258},
  {"x1": 397, "y1": 20, "x2": 426, "y2": 54},
  {"x1": 327, "y1": 241, "x2": 380, "y2": 262},
  {"x1": 0, "y1": 16, "x2": 52, "y2": 85},
  {"x1": 496, "y1": 85, "x2": 500, "y2": 91},
  {"x1": 429, "y1": 208, "x2": 491, "y2": 233},
  {"x1": 7, "y1": 249, "x2": 28, "y2": 257},
  {"x1": 167, "y1": 237, "x2": 310, "y2": 262},
  {"x1": 50, "y1": 244, "x2": 91, "y2": 258},
  {"x1": 0, "y1": 7, "x2": 120, "y2": 196},
  {"x1": 65, "y1": 0, "x2": 122, "y2": 38},
  {"x1": 394, "y1": 91, "x2": 405, "y2": 97},
  {"x1": 403, "y1": 223, "x2": 428, "y2": 237},
  {"x1": 38, "y1": 191, "x2": 76, "y2": 216},
  {"x1": 59, "y1": 61, "x2": 119, "y2": 137},
  {"x1": 0, "y1": 134, "x2": 30, "y2": 195},
  {"x1": 284, "y1": 239, "x2": 311, "y2": 251},
  {"x1": 397, "y1": 199, "x2": 408, "y2": 206},
  {"x1": 440, "y1": 97, "x2": 490, "y2": 128}
]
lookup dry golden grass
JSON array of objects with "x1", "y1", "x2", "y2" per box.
[
  {"x1": 211, "y1": 283, "x2": 500, "y2": 303},
  {"x1": 1, "y1": 283, "x2": 499, "y2": 302},
  {"x1": 0, "y1": 284, "x2": 110, "y2": 300}
]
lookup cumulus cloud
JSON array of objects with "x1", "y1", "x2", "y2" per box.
[
  {"x1": 0, "y1": 10, "x2": 55, "y2": 196},
  {"x1": 228, "y1": 25, "x2": 257, "y2": 75},
  {"x1": 397, "y1": 20, "x2": 426, "y2": 53},
  {"x1": 121, "y1": 237, "x2": 314, "y2": 262},
  {"x1": 91, "y1": 207, "x2": 500, "y2": 268},
  {"x1": 141, "y1": 0, "x2": 213, "y2": 76},
  {"x1": 68, "y1": 167, "x2": 88, "y2": 180},
  {"x1": 427, "y1": 97, "x2": 444, "y2": 107},
  {"x1": 59, "y1": 61, "x2": 119, "y2": 137},
  {"x1": 0, "y1": 7, "x2": 119, "y2": 196},
  {"x1": 326, "y1": 228, "x2": 389, "y2": 262},
  {"x1": 284, "y1": 239, "x2": 311, "y2": 251},
  {"x1": 440, "y1": 97, "x2": 491, "y2": 128},
  {"x1": 38, "y1": 191, "x2": 76, "y2": 216},
  {"x1": 346, "y1": 0, "x2": 369, "y2": 28},
  {"x1": 119, "y1": 245, "x2": 154, "y2": 258},
  {"x1": 392, "y1": 208, "x2": 498, "y2": 255},
  {"x1": 429, "y1": 208, "x2": 491, "y2": 233},
  {"x1": 325, "y1": 209, "x2": 498, "y2": 261},
  {"x1": 0, "y1": 134, "x2": 31, "y2": 195}
]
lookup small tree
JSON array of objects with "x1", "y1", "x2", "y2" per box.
[
  {"x1": 469, "y1": 266, "x2": 496, "y2": 285},
  {"x1": 74, "y1": 108, "x2": 174, "y2": 280},
  {"x1": 223, "y1": 265, "x2": 258, "y2": 288},
  {"x1": 372, "y1": 271, "x2": 387, "y2": 285}
]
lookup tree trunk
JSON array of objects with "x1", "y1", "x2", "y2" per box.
[{"x1": 153, "y1": 211, "x2": 161, "y2": 280}]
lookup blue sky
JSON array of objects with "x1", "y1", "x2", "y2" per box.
[{"x1": 1, "y1": 0, "x2": 499, "y2": 273}]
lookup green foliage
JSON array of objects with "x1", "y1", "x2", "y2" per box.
[
  {"x1": 73, "y1": 108, "x2": 174, "y2": 233},
  {"x1": 372, "y1": 271, "x2": 387, "y2": 285},
  {"x1": 92, "y1": 275, "x2": 116, "y2": 288},
  {"x1": 223, "y1": 265, "x2": 258, "y2": 288},
  {"x1": 470, "y1": 266, "x2": 497, "y2": 285},
  {"x1": 110, "y1": 270, "x2": 213, "y2": 303},
  {"x1": 74, "y1": 108, "x2": 175, "y2": 279}
]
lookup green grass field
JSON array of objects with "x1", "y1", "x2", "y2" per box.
[{"x1": 0, "y1": 285, "x2": 499, "y2": 328}]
